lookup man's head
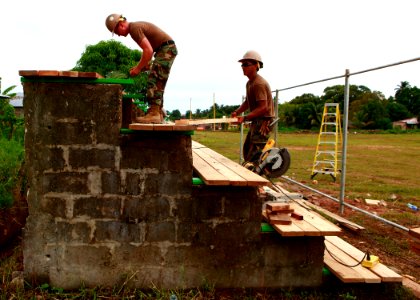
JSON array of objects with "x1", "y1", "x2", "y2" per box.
[
  {"x1": 238, "y1": 50, "x2": 264, "y2": 70},
  {"x1": 105, "y1": 14, "x2": 127, "y2": 36}
]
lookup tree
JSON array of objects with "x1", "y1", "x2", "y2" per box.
[
  {"x1": 354, "y1": 99, "x2": 391, "y2": 129},
  {"x1": 73, "y1": 40, "x2": 141, "y2": 77},
  {"x1": 73, "y1": 39, "x2": 148, "y2": 104},
  {"x1": 394, "y1": 81, "x2": 420, "y2": 118},
  {"x1": 386, "y1": 100, "x2": 409, "y2": 121},
  {"x1": 169, "y1": 109, "x2": 181, "y2": 120}
]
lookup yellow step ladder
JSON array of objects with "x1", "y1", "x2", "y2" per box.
[{"x1": 311, "y1": 103, "x2": 342, "y2": 181}]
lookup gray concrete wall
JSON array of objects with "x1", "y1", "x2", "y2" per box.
[{"x1": 22, "y1": 80, "x2": 324, "y2": 289}]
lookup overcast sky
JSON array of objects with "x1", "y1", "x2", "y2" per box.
[{"x1": 2, "y1": 0, "x2": 420, "y2": 114}]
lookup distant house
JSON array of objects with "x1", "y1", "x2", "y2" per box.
[
  {"x1": 9, "y1": 93, "x2": 24, "y2": 118},
  {"x1": 392, "y1": 117, "x2": 418, "y2": 130}
]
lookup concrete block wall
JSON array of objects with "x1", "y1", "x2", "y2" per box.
[{"x1": 22, "y1": 80, "x2": 324, "y2": 290}]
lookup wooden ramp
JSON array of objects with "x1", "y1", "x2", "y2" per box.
[{"x1": 324, "y1": 236, "x2": 402, "y2": 283}]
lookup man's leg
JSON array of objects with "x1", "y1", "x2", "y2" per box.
[{"x1": 136, "y1": 45, "x2": 177, "y2": 124}]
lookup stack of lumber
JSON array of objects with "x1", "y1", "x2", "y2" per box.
[
  {"x1": 408, "y1": 227, "x2": 420, "y2": 255},
  {"x1": 265, "y1": 202, "x2": 303, "y2": 225}
]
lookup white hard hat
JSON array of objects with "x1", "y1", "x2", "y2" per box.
[{"x1": 238, "y1": 50, "x2": 263, "y2": 68}]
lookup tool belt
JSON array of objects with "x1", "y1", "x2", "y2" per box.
[{"x1": 154, "y1": 40, "x2": 175, "y2": 53}]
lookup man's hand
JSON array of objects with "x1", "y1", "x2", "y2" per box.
[
  {"x1": 236, "y1": 116, "x2": 245, "y2": 124},
  {"x1": 129, "y1": 65, "x2": 141, "y2": 77}
]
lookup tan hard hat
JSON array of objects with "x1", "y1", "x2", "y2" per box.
[
  {"x1": 105, "y1": 14, "x2": 125, "y2": 34},
  {"x1": 238, "y1": 50, "x2": 264, "y2": 68}
]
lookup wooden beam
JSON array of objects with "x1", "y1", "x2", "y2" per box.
[{"x1": 175, "y1": 118, "x2": 238, "y2": 125}]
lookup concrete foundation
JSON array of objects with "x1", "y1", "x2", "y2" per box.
[{"x1": 22, "y1": 79, "x2": 324, "y2": 289}]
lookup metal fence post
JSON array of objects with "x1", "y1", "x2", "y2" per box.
[{"x1": 339, "y1": 69, "x2": 350, "y2": 214}]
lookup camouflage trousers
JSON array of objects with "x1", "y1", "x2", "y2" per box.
[
  {"x1": 147, "y1": 43, "x2": 178, "y2": 107},
  {"x1": 243, "y1": 118, "x2": 274, "y2": 162}
]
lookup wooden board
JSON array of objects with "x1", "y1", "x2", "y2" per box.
[
  {"x1": 19, "y1": 70, "x2": 103, "y2": 78},
  {"x1": 192, "y1": 150, "x2": 246, "y2": 186},
  {"x1": 262, "y1": 210, "x2": 305, "y2": 236},
  {"x1": 409, "y1": 227, "x2": 420, "y2": 240},
  {"x1": 129, "y1": 123, "x2": 196, "y2": 131},
  {"x1": 324, "y1": 239, "x2": 382, "y2": 283},
  {"x1": 325, "y1": 236, "x2": 402, "y2": 282},
  {"x1": 192, "y1": 141, "x2": 269, "y2": 186},
  {"x1": 295, "y1": 199, "x2": 365, "y2": 232},
  {"x1": 293, "y1": 204, "x2": 342, "y2": 236},
  {"x1": 176, "y1": 118, "x2": 238, "y2": 125},
  {"x1": 268, "y1": 214, "x2": 292, "y2": 225},
  {"x1": 192, "y1": 152, "x2": 230, "y2": 185}
]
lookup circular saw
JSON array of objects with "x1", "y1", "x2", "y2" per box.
[{"x1": 254, "y1": 147, "x2": 291, "y2": 178}]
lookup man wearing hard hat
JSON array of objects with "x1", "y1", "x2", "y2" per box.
[
  {"x1": 105, "y1": 14, "x2": 177, "y2": 124},
  {"x1": 231, "y1": 50, "x2": 275, "y2": 162}
]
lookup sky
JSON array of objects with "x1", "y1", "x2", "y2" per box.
[{"x1": 2, "y1": 0, "x2": 420, "y2": 114}]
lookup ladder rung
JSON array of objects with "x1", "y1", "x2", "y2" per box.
[
  {"x1": 316, "y1": 151, "x2": 336, "y2": 155},
  {"x1": 319, "y1": 141, "x2": 337, "y2": 144},
  {"x1": 320, "y1": 132, "x2": 336, "y2": 135},
  {"x1": 323, "y1": 122, "x2": 337, "y2": 125},
  {"x1": 312, "y1": 170, "x2": 337, "y2": 175}
]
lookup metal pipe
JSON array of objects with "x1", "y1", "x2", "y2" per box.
[
  {"x1": 281, "y1": 176, "x2": 410, "y2": 232},
  {"x1": 274, "y1": 90, "x2": 279, "y2": 145},
  {"x1": 339, "y1": 69, "x2": 350, "y2": 214},
  {"x1": 277, "y1": 56, "x2": 420, "y2": 92}
]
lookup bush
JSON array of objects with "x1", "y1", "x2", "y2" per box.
[{"x1": 0, "y1": 138, "x2": 24, "y2": 208}]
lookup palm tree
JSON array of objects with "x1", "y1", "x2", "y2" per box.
[{"x1": 394, "y1": 81, "x2": 410, "y2": 99}]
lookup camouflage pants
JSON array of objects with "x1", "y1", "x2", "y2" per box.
[
  {"x1": 243, "y1": 118, "x2": 273, "y2": 162},
  {"x1": 147, "y1": 43, "x2": 178, "y2": 107}
]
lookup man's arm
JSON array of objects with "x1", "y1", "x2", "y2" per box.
[{"x1": 130, "y1": 37, "x2": 154, "y2": 76}]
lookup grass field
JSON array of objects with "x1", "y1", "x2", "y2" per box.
[{"x1": 192, "y1": 130, "x2": 420, "y2": 211}]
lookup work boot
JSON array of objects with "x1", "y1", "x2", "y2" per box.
[{"x1": 136, "y1": 105, "x2": 163, "y2": 124}]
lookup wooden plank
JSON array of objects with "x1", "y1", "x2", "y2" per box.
[
  {"x1": 77, "y1": 71, "x2": 104, "y2": 78},
  {"x1": 268, "y1": 214, "x2": 292, "y2": 225},
  {"x1": 59, "y1": 71, "x2": 79, "y2": 77},
  {"x1": 129, "y1": 123, "x2": 196, "y2": 131},
  {"x1": 153, "y1": 124, "x2": 174, "y2": 131},
  {"x1": 295, "y1": 199, "x2": 365, "y2": 232},
  {"x1": 325, "y1": 236, "x2": 402, "y2": 282},
  {"x1": 324, "y1": 239, "x2": 382, "y2": 283},
  {"x1": 262, "y1": 210, "x2": 305, "y2": 236},
  {"x1": 193, "y1": 146, "x2": 248, "y2": 186},
  {"x1": 192, "y1": 152, "x2": 229, "y2": 185},
  {"x1": 38, "y1": 70, "x2": 60, "y2": 76},
  {"x1": 19, "y1": 70, "x2": 39, "y2": 76},
  {"x1": 129, "y1": 123, "x2": 154, "y2": 131},
  {"x1": 266, "y1": 202, "x2": 291, "y2": 211},
  {"x1": 409, "y1": 227, "x2": 420, "y2": 240},
  {"x1": 324, "y1": 249, "x2": 370, "y2": 283},
  {"x1": 293, "y1": 204, "x2": 342, "y2": 236},
  {"x1": 172, "y1": 124, "x2": 196, "y2": 131},
  {"x1": 192, "y1": 141, "x2": 269, "y2": 186},
  {"x1": 176, "y1": 117, "x2": 238, "y2": 125},
  {"x1": 290, "y1": 214, "x2": 323, "y2": 236}
]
